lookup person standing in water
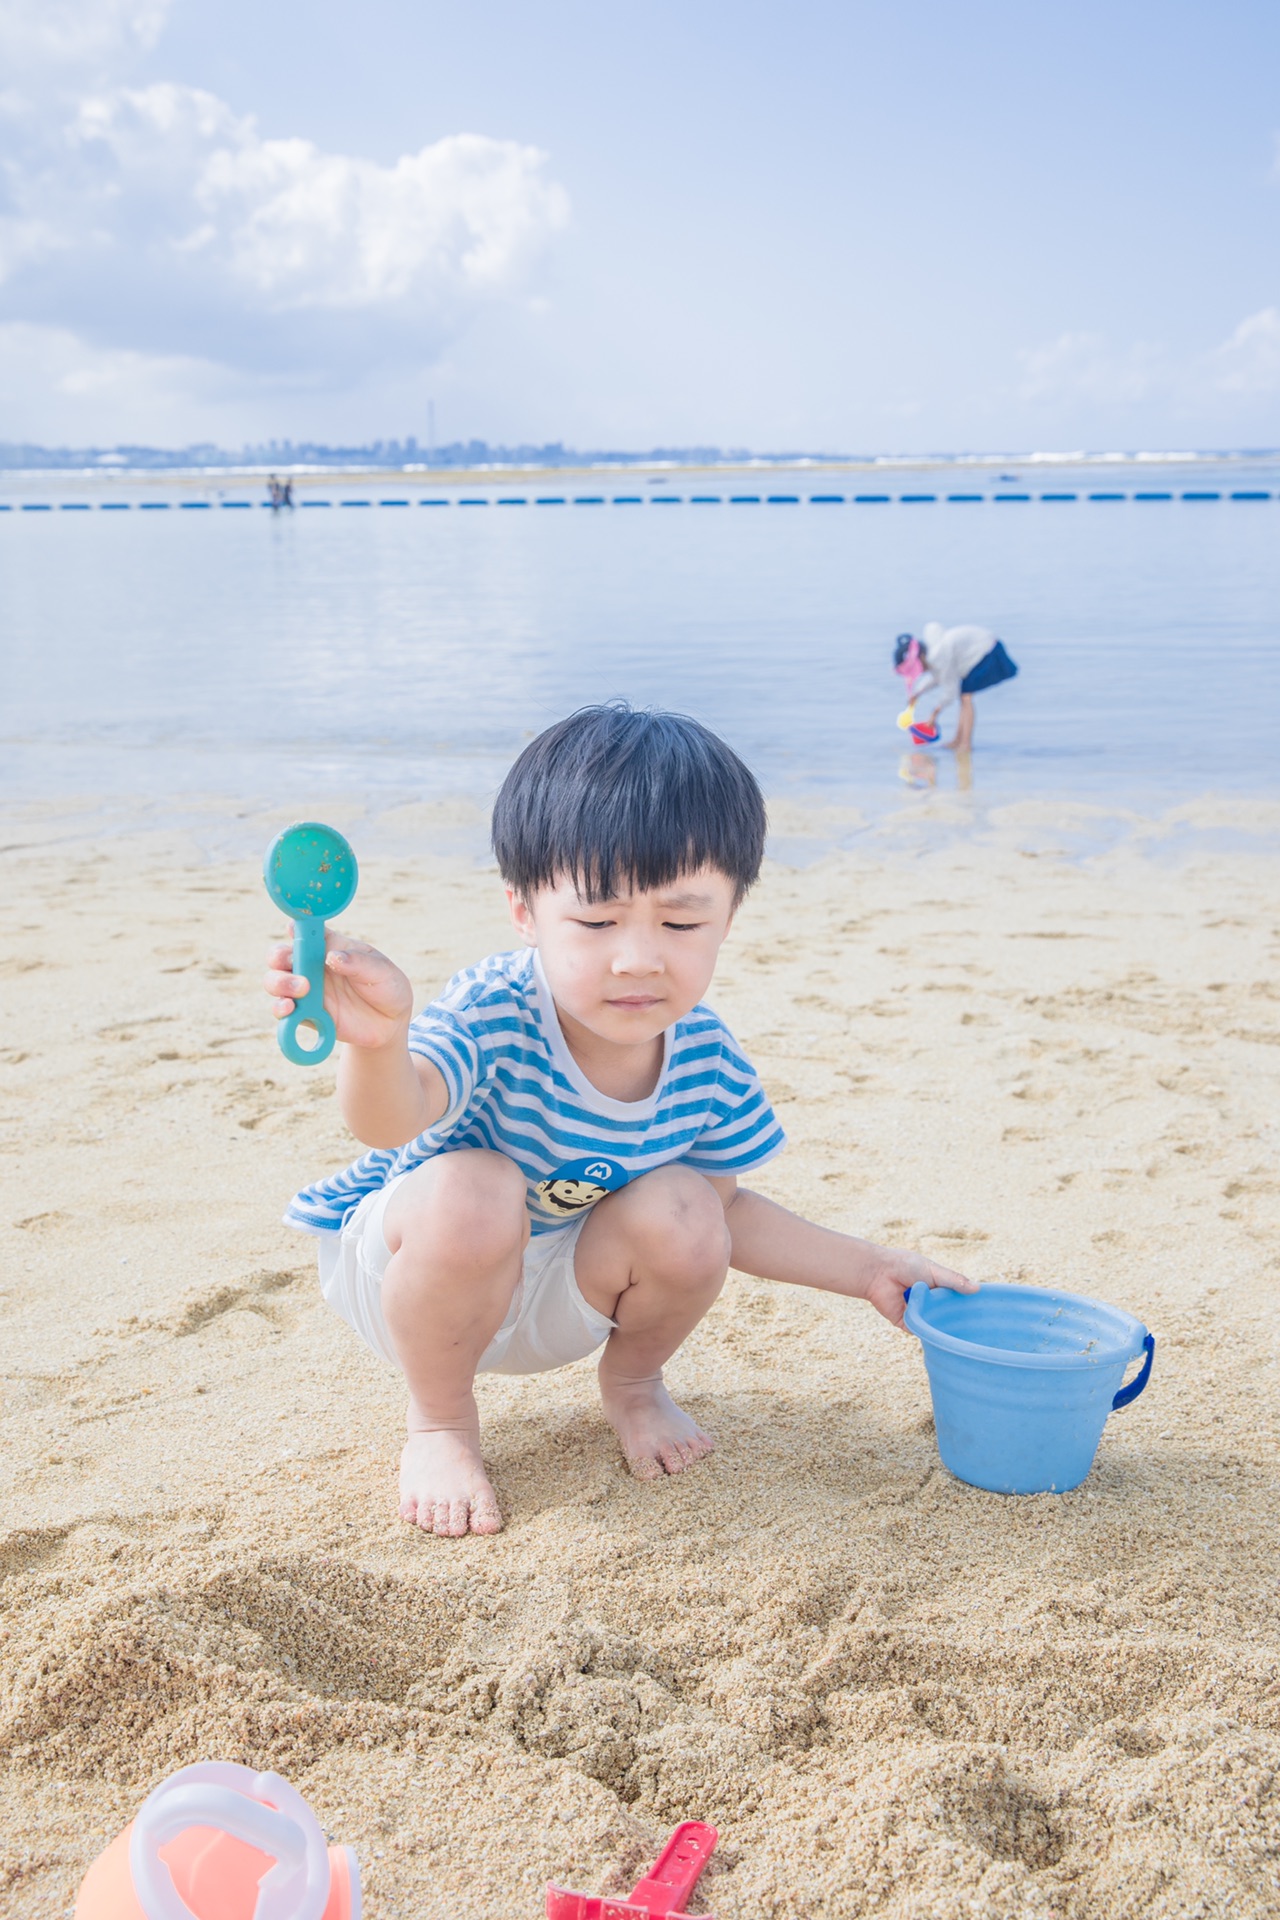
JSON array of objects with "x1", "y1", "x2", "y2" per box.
[{"x1": 893, "y1": 623, "x2": 1018, "y2": 751}]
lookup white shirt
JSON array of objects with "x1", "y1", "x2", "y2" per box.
[{"x1": 912, "y1": 622, "x2": 997, "y2": 714}]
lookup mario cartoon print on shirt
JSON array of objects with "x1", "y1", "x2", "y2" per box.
[{"x1": 534, "y1": 1155, "x2": 631, "y2": 1218}]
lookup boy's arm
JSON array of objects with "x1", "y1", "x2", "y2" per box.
[
  {"x1": 706, "y1": 1177, "x2": 976, "y2": 1329},
  {"x1": 338, "y1": 1036, "x2": 449, "y2": 1149},
  {"x1": 265, "y1": 932, "x2": 452, "y2": 1148}
]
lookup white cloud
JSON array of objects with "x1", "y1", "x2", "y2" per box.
[
  {"x1": 66, "y1": 83, "x2": 570, "y2": 315},
  {"x1": 0, "y1": 319, "x2": 278, "y2": 444},
  {"x1": 0, "y1": 209, "x2": 65, "y2": 284},
  {"x1": 1018, "y1": 331, "x2": 1168, "y2": 406},
  {"x1": 0, "y1": 0, "x2": 170, "y2": 76},
  {"x1": 1017, "y1": 312, "x2": 1280, "y2": 421},
  {"x1": 1208, "y1": 307, "x2": 1280, "y2": 395},
  {"x1": 0, "y1": 13, "x2": 569, "y2": 438}
]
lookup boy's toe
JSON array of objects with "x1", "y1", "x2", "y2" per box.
[
  {"x1": 469, "y1": 1496, "x2": 503, "y2": 1535},
  {"x1": 659, "y1": 1432, "x2": 714, "y2": 1475},
  {"x1": 438, "y1": 1497, "x2": 471, "y2": 1536}
]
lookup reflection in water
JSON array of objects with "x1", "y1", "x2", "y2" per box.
[
  {"x1": 898, "y1": 747, "x2": 976, "y2": 794},
  {"x1": 899, "y1": 752, "x2": 938, "y2": 789}
]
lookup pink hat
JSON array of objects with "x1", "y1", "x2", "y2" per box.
[{"x1": 894, "y1": 636, "x2": 922, "y2": 683}]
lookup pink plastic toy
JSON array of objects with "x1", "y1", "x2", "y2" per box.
[
  {"x1": 546, "y1": 1821, "x2": 719, "y2": 1920},
  {"x1": 894, "y1": 636, "x2": 923, "y2": 690},
  {"x1": 74, "y1": 1764, "x2": 360, "y2": 1920}
]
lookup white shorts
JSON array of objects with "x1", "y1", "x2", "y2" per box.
[{"x1": 315, "y1": 1171, "x2": 616, "y2": 1376}]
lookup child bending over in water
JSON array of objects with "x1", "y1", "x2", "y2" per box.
[
  {"x1": 265, "y1": 705, "x2": 974, "y2": 1536},
  {"x1": 894, "y1": 623, "x2": 1018, "y2": 752}
]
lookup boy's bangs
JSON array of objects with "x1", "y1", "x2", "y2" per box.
[
  {"x1": 555, "y1": 818, "x2": 724, "y2": 907},
  {"x1": 493, "y1": 705, "x2": 766, "y2": 905}
]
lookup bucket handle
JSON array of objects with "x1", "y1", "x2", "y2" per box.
[
  {"x1": 1111, "y1": 1333, "x2": 1154, "y2": 1410},
  {"x1": 129, "y1": 1767, "x2": 332, "y2": 1920}
]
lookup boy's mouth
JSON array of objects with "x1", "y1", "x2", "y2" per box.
[{"x1": 607, "y1": 994, "x2": 663, "y2": 1009}]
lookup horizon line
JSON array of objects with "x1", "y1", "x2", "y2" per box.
[{"x1": 1, "y1": 440, "x2": 1278, "y2": 478}]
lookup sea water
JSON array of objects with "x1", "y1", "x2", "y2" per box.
[{"x1": 2, "y1": 458, "x2": 1278, "y2": 851}]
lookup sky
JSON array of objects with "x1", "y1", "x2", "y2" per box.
[{"x1": 0, "y1": 0, "x2": 1278, "y2": 453}]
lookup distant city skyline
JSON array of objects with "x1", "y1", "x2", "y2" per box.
[
  {"x1": 6, "y1": 438, "x2": 1279, "y2": 476},
  {"x1": 1, "y1": 2, "x2": 1277, "y2": 453}
]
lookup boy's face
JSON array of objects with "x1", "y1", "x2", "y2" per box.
[{"x1": 507, "y1": 866, "x2": 738, "y2": 1048}]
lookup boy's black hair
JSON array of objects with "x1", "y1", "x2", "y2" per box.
[{"x1": 492, "y1": 703, "x2": 766, "y2": 905}]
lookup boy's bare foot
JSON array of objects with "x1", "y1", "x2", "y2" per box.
[
  {"x1": 399, "y1": 1427, "x2": 503, "y2": 1536},
  {"x1": 599, "y1": 1373, "x2": 715, "y2": 1481}
]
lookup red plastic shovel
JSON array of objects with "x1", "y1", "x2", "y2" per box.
[{"x1": 546, "y1": 1821, "x2": 719, "y2": 1920}]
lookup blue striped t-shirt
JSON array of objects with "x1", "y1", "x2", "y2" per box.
[{"x1": 285, "y1": 947, "x2": 785, "y2": 1236}]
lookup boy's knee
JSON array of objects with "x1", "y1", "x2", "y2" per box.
[
  {"x1": 389, "y1": 1150, "x2": 528, "y2": 1268},
  {"x1": 631, "y1": 1167, "x2": 730, "y2": 1282}
]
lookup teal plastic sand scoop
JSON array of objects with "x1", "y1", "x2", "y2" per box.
[{"x1": 263, "y1": 822, "x2": 358, "y2": 1065}]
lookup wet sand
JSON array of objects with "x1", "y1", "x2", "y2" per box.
[{"x1": 1, "y1": 811, "x2": 1277, "y2": 1917}]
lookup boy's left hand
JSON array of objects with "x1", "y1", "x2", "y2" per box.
[{"x1": 862, "y1": 1248, "x2": 976, "y2": 1329}]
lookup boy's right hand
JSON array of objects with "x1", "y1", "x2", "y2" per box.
[{"x1": 264, "y1": 931, "x2": 414, "y2": 1051}]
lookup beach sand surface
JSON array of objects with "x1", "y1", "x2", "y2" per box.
[{"x1": 1, "y1": 817, "x2": 1278, "y2": 1918}]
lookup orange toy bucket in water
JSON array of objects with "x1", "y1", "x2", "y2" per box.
[{"x1": 75, "y1": 1764, "x2": 360, "y2": 1920}]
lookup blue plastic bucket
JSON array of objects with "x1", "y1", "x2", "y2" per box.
[{"x1": 904, "y1": 1282, "x2": 1154, "y2": 1494}]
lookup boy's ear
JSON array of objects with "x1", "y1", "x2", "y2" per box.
[{"x1": 507, "y1": 888, "x2": 537, "y2": 946}]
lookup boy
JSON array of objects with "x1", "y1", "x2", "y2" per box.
[
  {"x1": 894, "y1": 622, "x2": 1018, "y2": 751},
  {"x1": 266, "y1": 705, "x2": 973, "y2": 1537}
]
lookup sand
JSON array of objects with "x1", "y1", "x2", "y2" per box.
[{"x1": 1, "y1": 806, "x2": 1278, "y2": 1918}]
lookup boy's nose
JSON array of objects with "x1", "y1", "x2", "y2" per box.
[{"x1": 611, "y1": 945, "x2": 664, "y2": 975}]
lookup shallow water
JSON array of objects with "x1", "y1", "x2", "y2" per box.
[{"x1": 3, "y1": 458, "x2": 1278, "y2": 842}]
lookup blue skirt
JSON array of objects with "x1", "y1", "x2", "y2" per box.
[{"x1": 960, "y1": 639, "x2": 1018, "y2": 696}]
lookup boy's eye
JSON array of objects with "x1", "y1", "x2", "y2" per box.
[
  {"x1": 663, "y1": 921, "x2": 704, "y2": 932},
  {"x1": 575, "y1": 918, "x2": 614, "y2": 930}
]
